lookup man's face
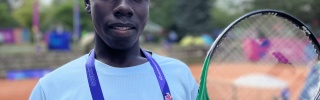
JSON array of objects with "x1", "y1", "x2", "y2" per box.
[{"x1": 89, "y1": 0, "x2": 149, "y2": 49}]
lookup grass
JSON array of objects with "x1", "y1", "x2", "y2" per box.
[
  {"x1": 0, "y1": 43, "x2": 84, "y2": 55},
  {"x1": 0, "y1": 44, "x2": 36, "y2": 54}
]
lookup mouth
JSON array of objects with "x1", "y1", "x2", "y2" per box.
[{"x1": 108, "y1": 23, "x2": 136, "y2": 31}]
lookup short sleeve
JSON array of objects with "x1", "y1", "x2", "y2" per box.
[
  {"x1": 185, "y1": 66, "x2": 199, "y2": 100},
  {"x1": 190, "y1": 75, "x2": 199, "y2": 100},
  {"x1": 29, "y1": 82, "x2": 46, "y2": 100}
]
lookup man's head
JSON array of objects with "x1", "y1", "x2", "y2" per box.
[{"x1": 85, "y1": 0, "x2": 149, "y2": 49}]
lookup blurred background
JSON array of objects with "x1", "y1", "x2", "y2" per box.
[{"x1": 0, "y1": 0, "x2": 320, "y2": 100}]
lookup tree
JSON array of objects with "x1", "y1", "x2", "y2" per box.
[
  {"x1": 209, "y1": 0, "x2": 247, "y2": 29},
  {"x1": 12, "y1": 0, "x2": 33, "y2": 28},
  {"x1": 11, "y1": 0, "x2": 48, "y2": 30},
  {"x1": 246, "y1": 0, "x2": 320, "y2": 36},
  {"x1": 149, "y1": 0, "x2": 175, "y2": 30},
  {"x1": 0, "y1": 2, "x2": 17, "y2": 28},
  {"x1": 174, "y1": 0, "x2": 214, "y2": 37},
  {"x1": 246, "y1": 0, "x2": 312, "y2": 23},
  {"x1": 41, "y1": 0, "x2": 93, "y2": 32},
  {"x1": 52, "y1": 0, "x2": 65, "y2": 5},
  {"x1": 310, "y1": 0, "x2": 320, "y2": 27},
  {"x1": 42, "y1": 0, "x2": 74, "y2": 30},
  {"x1": 210, "y1": 7, "x2": 243, "y2": 29}
]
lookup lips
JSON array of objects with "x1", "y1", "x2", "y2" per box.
[
  {"x1": 107, "y1": 23, "x2": 136, "y2": 36},
  {"x1": 112, "y1": 27, "x2": 132, "y2": 30},
  {"x1": 109, "y1": 23, "x2": 136, "y2": 30}
]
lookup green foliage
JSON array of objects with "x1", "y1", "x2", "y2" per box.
[
  {"x1": 310, "y1": 0, "x2": 320, "y2": 21},
  {"x1": 247, "y1": 0, "x2": 312, "y2": 23},
  {"x1": 10, "y1": 0, "x2": 48, "y2": 30},
  {"x1": 52, "y1": 0, "x2": 66, "y2": 5},
  {"x1": 245, "y1": 0, "x2": 320, "y2": 36},
  {"x1": 41, "y1": 0, "x2": 93, "y2": 32},
  {"x1": 10, "y1": 0, "x2": 92, "y2": 32},
  {"x1": 12, "y1": 0, "x2": 34, "y2": 28},
  {"x1": 79, "y1": 1, "x2": 94, "y2": 32},
  {"x1": 42, "y1": 0, "x2": 74, "y2": 30},
  {"x1": 0, "y1": 3, "x2": 17, "y2": 28},
  {"x1": 210, "y1": 7, "x2": 243, "y2": 29},
  {"x1": 174, "y1": 0, "x2": 213, "y2": 37},
  {"x1": 149, "y1": 0, "x2": 175, "y2": 30}
]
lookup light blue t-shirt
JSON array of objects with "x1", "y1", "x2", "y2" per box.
[{"x1": 29, "y1": 53, "x2": 198, "y2": 100}]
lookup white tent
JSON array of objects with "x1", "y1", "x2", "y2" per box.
[
  {"x1": 144, "y1": 21, "x2": 163, "y2": 34},
  {"x1": 233, "y1": 73, "x2": 288, "y2": 89}
]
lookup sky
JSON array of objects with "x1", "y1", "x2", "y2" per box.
[{"x1": 40, "y1": 0, "x2": 53, "y2": 6}]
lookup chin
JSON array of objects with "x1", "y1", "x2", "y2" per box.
[{"x1": 108, "y1": 41, "x2": 136, "y2": 50}]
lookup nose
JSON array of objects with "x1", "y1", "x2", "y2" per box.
[{"x1": 113, "y1": 0, "x2": 134, "y2": 18}]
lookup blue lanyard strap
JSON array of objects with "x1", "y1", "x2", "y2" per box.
[
  {"x1": 85, "y1": 49, "x2": 172, "y2": 100},
  {"x1": 86, "y1": 49, "x2": 104, "y2": 100},
  {"x1": 141, "y1": 50, "x2": 172, "y2": 100}
]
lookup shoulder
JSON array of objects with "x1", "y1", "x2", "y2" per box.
[
  {"x1": 31, "y1": 55, "x2": 93, "y2": 99},
  {"x1": 38, "y1": 54, "x2": 88, "y2": 85},
  {"x1": 152, "y1": 53, "x2": 189, "y2": 69},
  {"x1": 152, "y1": 53, "x2": 199, "y2": 99},
  {"x1": 152, "y1": 53, "x2": 192, "y2": 76}
]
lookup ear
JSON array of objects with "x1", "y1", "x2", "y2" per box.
[{"x1": 85, "y1": 4, "x2": 91, "y2": 14}]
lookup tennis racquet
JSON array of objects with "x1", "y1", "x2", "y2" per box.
[{"x1": 197, "y1": 10, "x2": 320, "y2": 100}]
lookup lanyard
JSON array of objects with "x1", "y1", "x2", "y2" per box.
[{"x1": 85, "y1": 49, "x2": 172, "y2": 100}]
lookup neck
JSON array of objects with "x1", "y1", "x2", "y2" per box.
[{"x1": 93, "y1": 34, "x2": 147, "y2": 67}]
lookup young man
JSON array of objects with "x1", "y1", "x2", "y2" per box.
[{"x1": 29, "y1": 0, "x2": 198, "y2": 99}]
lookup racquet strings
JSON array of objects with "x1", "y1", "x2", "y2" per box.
[{"x1": 206, "y1": 14, "x2": 318, "y2": 100}]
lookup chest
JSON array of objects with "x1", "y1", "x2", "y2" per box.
[{"x1": 48, "y1": 74, "x2": 185, "y2": 100}]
